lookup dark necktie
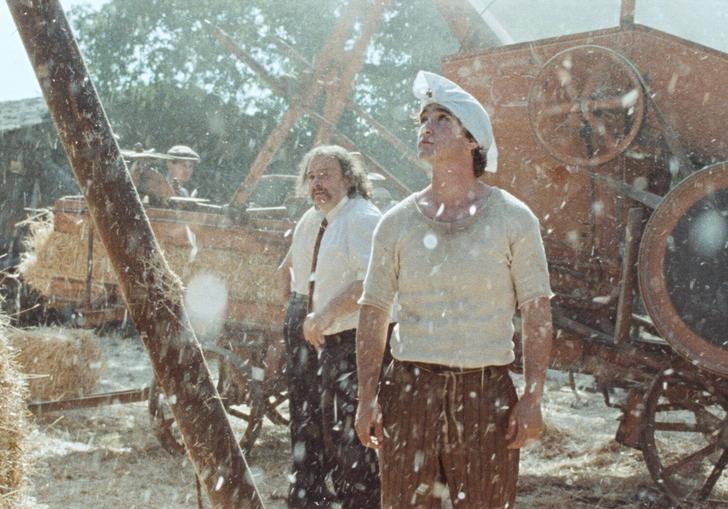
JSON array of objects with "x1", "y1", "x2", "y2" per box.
[{"x1": 307, "y1": 217, "x2": 328, "y2": 312}]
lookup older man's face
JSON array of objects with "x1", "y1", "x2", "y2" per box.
[
  {"x1": 306, "y1": 155, "x2": 349, "y2": 213},
  {"x1": 167, "y1": 159, "x2": 195, "y2": 184}
]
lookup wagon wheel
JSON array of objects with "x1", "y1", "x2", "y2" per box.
[
  {"x1": 148, "y1": 376, "x2": 186, "y2": 455},
  {"x1": 642, "y1": 367, "x2": 728, "y2": 506},
  {"x1": 148, "y1": 345, "x2": 269, "y2": 455},
  {"x1": 204, "y1": 345, "x2": 267, "y2": 453},
  {"x1": 217, "y1": 326, "x2": 290, "y2": 433},
  {"x1": 528, "y1": 44, "x2": 645, "y2": 167},
  {"x1": 639, "y1": 162, "x2": 728, "y2": 376}
]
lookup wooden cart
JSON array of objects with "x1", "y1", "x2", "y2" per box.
[{"x1": 26, "y1": 189, "x2": 298, "y2": 454}]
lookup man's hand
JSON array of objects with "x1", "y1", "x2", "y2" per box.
[
  {"x1": 303, "y1": 312, "x2": 329, "y2": 350},
  {"x1": 355, "y1": 396, "x2": 384, "y2": 449},
  {"x1": 505, "y1": 393, "x2": 544, "y2": 449}
]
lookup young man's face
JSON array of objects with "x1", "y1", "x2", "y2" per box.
[
  {"x1": 166, "y1": 159, "x2": 195, "y2": 184},
  {"x1": 306, "y1": 155, "x2": 350, "y2": 213},
  {"x1": 417, "y1": 104, "x2": 477, "y2": 163}
]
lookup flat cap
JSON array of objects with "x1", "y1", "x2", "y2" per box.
[{"x1": 166, "y1": 145, "x2": 200, "y2": 161}]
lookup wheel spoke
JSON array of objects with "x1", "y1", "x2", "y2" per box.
[
  {"x1": 227, "y1": 406, "x2": 253, "y2": 421},
  {"x1": 662, "y1": 438, "x2": 719, "y2": 477},
  {"x1": 643, "y1": 368, "x2": 728, "y2": 504},
  {"x1": 698, "y1": 448, "x2": 728, "y2": 500},
  {"x1": 577, "y1": 70, "x2": 601, "y2": 100},
  {"x1": 542, "y1": 101, "x2": 579, "y2": 117},
  {"x1": 582, "y1": 97, "x2": 625, "y2": 113},
  {"x1": 654, "y1": 420, "x2": 705, "y2": 433}
]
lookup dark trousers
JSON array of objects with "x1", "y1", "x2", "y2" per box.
[
  {"x1": 284, "y1": 293, "x2": 331, "y2": 508},
  {"x1": 320, "y1": 329, "x2": 382, "y2": 509},
  {"x1": 379, "y1": 360, "x2": 519, "y2": 509}
]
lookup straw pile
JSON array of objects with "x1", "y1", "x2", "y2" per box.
[
  {"x1": 20, "y1": 216, "x2": 281, "y2": 305},
  {"x1": 0, "y1": 314, "x2": 30, "y2": 508},
  {"x1": 7, "y1": 327, "x2": 104, "y2": 402}
]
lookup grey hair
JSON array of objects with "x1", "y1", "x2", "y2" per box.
[{"x1": 297, "y1": 144, "x2": 373, "y2": 200}]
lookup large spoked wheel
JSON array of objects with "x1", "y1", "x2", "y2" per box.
[
  {"x1": 528, "y1": 44, "x2": 645, "y2": 167},
  {"x1": 149, "y1": 341, "x2": 288, "y2": 456},
  {"x1": 148, "y1": 376, "x2": 186, "y2": 455},
  {"x1": 204, "y1": 345, "x2": 267, "y2": 454},
  {"x1": 641, "y1": 368, "x2": 728, "y2": 506}
]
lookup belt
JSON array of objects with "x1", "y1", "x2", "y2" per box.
[
  {"x1": 402, "y1": 360, "x2": 507, "y2": 377},
  {"x1": 323, "y1": 328, "x2": 356, "y2": 345},
  {"x1": 289, "y1": 292, "x2": 308, "y2": 303}
]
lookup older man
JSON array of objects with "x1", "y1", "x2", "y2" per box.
[
  {"x1": 290, "y1": 145, "x2": 383, "y2": 508},
  {"x1": 355, "y1": 71, "x2": 553, "y2": 508}
]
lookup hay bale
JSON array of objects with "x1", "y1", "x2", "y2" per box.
[
  {"x1": 8, "y1": 327, "x2": 104, "y2": 402},
  {"x1": 0, "y1": 315, "x2": 30, "y2": 508},
  {"x1": 20, "y1": 215, "x2": 282, "y2": 306}
]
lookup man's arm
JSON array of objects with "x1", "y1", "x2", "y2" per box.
[
  {"x1": 355, "y1": 304, "x2": 390, "y2": 448},
  {"x1": 303, "y1": 280, "x2": 363, "y2": 349},
  {"x1": 276, "y1": 248, "x2": 292, "y2": 303},
  {"x1": 506, "y1": 296, "x2": 552, "y2": 449}
]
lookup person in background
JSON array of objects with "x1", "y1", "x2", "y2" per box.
[
  {"x1": 165, "y1": 145, "x2": 200, "y2": 197},
  {"x1": 300, "y1": 145, "x2": 383, "y2": 509},
  {"x1": 277, "y1": 198, "x2": 331, "y2": 507},
  {"x1": 355, "y1": 71, "x2": 553, "y2": 508}
]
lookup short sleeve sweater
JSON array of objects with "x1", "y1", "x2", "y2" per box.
[{"x1": 360, "y1": 187, "x2": 552, "y2": 368}]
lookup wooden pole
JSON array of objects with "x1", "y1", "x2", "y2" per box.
[
  {"x1": 620, "y1": 0, "x2": 636, "y2": 27},
  {"x1": 227, "y1": 0, "x2": 373, "y2": 207},
  {"x1": 208, "y1": 22, "x2": 414, "y2": 203},
  {"x1": 613, "y1": 207, "x2": 643, "y2": 344},
  {"x1": 265, "y1": 34, "x2": 428, "y2": 173},
  {"x1": 7, "y1": 2, "x2": 262, "y2": 507},
  {"x1": 314, "y1": 0, "x2": 390, "y2": 143}
]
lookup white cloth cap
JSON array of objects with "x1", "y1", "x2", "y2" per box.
[
  {"x1": 166, "y1": 145, "x2": 200, "y2": 161},
  {"x1": 413, "y1": 70, "x2": 498, "y2": 172}
]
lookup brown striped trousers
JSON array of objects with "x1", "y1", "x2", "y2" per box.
[{"x1": 378, "y1": 360, "x2": 519, "y2": 508}]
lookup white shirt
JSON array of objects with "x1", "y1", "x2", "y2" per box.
[
  {"x1": 287, "y1": 206, "x2": 324, "y2": 295},
  {"x1": 312, "y1": 196, "x2": 381, "y2": 335}
]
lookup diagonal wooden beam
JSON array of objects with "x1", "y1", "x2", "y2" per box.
[
  {"x1": 208, "y1": 23, "x2": 414, "y2": 200},
  {"x1": 224, "y1": 0, "x2": 367, "y2": 207},
  {"x1": 314, "y1": 0, "x2": 391, "y2": 143},
  {"x1": 266, "y1": 33, "x2": 427, "y2": 173}
]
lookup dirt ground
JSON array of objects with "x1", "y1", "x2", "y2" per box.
[{"x1": 18, "y1": 332, "x2": 695, "y2": 508}]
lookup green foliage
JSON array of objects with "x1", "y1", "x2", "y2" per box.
[{"x1": 71, "y1": 0, "x2": 460, "y2": 201}]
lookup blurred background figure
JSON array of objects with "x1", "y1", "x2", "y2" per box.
[{"x1": 165, "y1": 145, "x2": 200, "y2": 197}]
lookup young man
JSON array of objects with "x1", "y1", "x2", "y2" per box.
[
  {"x1": 355, "y1": 71, "x2": 553, "y2": 508},
  {"x1": 165, "y1": 144, "x2": 200, "y2": 196},
  {"x1": 290, "y1": 145, "x2": 382, "y2": 508}
]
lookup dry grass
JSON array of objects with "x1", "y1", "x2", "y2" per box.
[
  {"x1": 8, "y1": 327, "x2": 104, "y2": 402},
  {"x1": 0, "y1": 313, "x2": 31, "y2": 509},
  {"x1": 20, "y1": 218, "x2": 280, "y2": 305}
]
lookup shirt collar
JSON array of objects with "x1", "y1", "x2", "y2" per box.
[{"x1": 325, "y1": 195, "x2": 350, "y2": 221}]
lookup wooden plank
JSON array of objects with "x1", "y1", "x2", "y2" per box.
[{"x1": 314, "y1": 0, "x2": 391, "y2": 143}]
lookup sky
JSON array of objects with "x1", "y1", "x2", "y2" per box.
[
  {"x1": 2, "y1": 1, "x2": 728, "y2": 102},
  {"x1": 1, "y1": 0, "x2": 110, "y2": 102}
]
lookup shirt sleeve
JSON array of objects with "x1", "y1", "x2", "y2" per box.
[
  {"x1": 346, "y1": 206, "x2": 381, "y2": 280},
  {"x1": 509, "y1": 207, "x2": 553, "y2": 308},
  {"x1": 360, "y1": 213, "x2": 398, "y2": 314}
]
